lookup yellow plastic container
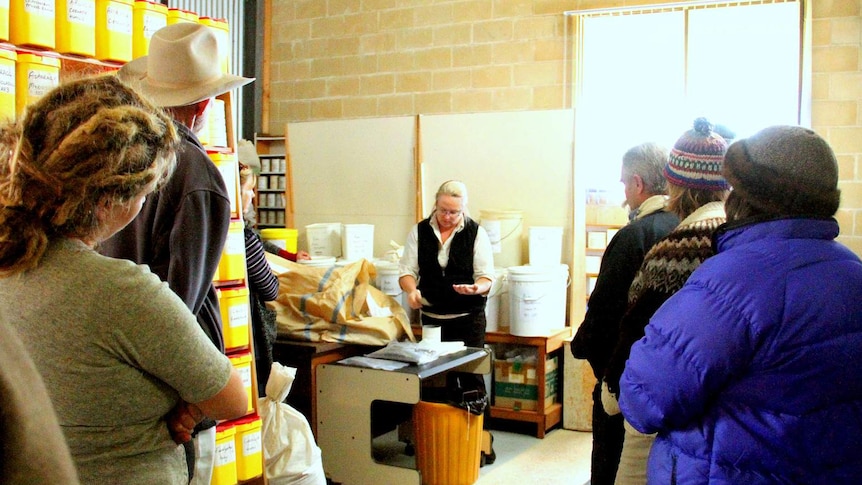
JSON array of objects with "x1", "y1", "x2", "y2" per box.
[
  {"x1": 0, "y1": 0, "x2": 10, "y2": 41},
  {"x1": 260, "y1": 228, "x2": 298, "y2": 254},
  {"x1": 0, "y1": 47, "x2": 16, "y2": 121},
  {"x1": 233, "y1": 414, "x2": 263, "y2": 481},
  {"x1": 204, "y1": 97, "x2": 228, "y2": 148},
  {"x1": 217, "y1": 286, "x2": 250, "y2": 352},
  {"x1": 208, "y1": 151, "x2": 241, "y2": 220},
  {"x1": 95, "y1": 0, "x2": 133, "y2": 63},
  {"x1": 10, "y1": 0, "x2": 55, "y2": 49},
  {"x1": 211, "y1": 423, "x2": 238, "y2": 485},
  {"x1": 56, "y1": 0, "x2": 96, "y2": 57},
  {"x1": 413, "y1": 401, "x2": 483, "y2": 485},
  {"x1": 166, "y1": 7, "x2": 197, "y2": 25},
  {"x1": 199, "y1": 16, "x2": 230, "y2": 73},
  {"x1": 132, "y1": 0, "x2": 166, "y2": 58},
  {"x1": 15, "y1": 52, "x2": 60, "y2": 116},
  {"x1": 214, "y1": 220, "x2": 246, "y2": 285},
  {"x1": 229, "y1": 352, "x2": 254, "y2": 415}
]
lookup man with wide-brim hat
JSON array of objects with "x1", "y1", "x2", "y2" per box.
[{"x1": 100, "y1": 22, "x2": 254, "y2": 485}]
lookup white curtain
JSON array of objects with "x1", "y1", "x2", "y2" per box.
[{"x1": 572, "y1": 0, "x2": 804, "y2": 200}]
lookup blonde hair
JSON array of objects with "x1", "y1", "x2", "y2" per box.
[
  {"x1": 0, "y1": 75, "x2": 179, "y2": 275},
  {"x1": 666, "y1": 182, "x2": 728, "y2": 219},
  {"x1": 432, "y1": 180, "x2": 469, "y2": 216}
]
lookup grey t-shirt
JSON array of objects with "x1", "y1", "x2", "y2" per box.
[{"x1": 0, "y1": 238, "x2": 232, "y2": 485}]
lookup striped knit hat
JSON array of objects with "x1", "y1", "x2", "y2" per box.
[{"x1": 664, "y1": 117, "x2": 730, "y2": 191}]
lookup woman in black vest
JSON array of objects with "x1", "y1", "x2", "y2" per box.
[
  {"x1": 399, "y1": 180, "x2": 495, "y2": 347},
  {"x1": 399, "y1": 180, "x2": 497, "y2": 463}
]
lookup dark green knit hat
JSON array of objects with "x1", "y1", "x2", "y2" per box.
[{"x1": 723, "y1": 125, "x2": 841, "y2": 217}]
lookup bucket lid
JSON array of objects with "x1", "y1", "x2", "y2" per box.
[
  {"x1": 507, "y1": 264, "x2": 569, "y2": 276},
  {"x1": 479, "y1": 209, "x2": 523, "y2": 219},
  {"x1": 298, "y1": 256, "x2": 336, "y2": 266}
]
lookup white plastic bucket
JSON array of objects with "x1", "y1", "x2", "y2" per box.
[
  {"x1": 341, "y1": 224, "x2": 374, "y2": 261},
  {"x1": 507, "y1": 264, "x2": 568, "y2": 337},
  {"x1": 479, "y1": 209, "x2": 523, "y2": 268},
  {"x1": 373, "y1": 260, "x2": 402, "y2": 296},
  {"x1": 529, "y1": 226, "x2": 564, "y2": 267},
  {"x1": 305, "y1": 222, "x2": 342, "y2": 258},
  {"x1": 484, "y1": 267, "x2": 508, "y2": 332}
]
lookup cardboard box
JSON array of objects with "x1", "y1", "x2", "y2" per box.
[{"x1": 493, "y1": 355, "x2": 558, "y2": 412}]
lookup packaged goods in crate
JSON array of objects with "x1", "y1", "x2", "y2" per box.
[{"x1": 493, "y1": 352, "x2": 558, "y2": 412}]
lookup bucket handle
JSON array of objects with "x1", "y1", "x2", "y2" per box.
[{"x1": 487, "y1": 218, "x2": 523, "y2": 245}]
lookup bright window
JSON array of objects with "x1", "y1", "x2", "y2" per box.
[{"x1": 572, "y1": 0, "x2": 804, "y2": 201}]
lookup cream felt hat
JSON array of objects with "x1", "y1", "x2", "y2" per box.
[{"x1": 118, "y1": 23, "x2": 254, "y2": 108}]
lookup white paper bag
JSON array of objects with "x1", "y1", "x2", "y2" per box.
[{"x1": 259, "y1": 363, "x2": 326, "y2": 485}]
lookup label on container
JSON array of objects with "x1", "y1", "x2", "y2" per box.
[
  {"x1": 68, "y1": 0, "x2": 95, "y2": 26},
  {"x1": 0, "y1": 1, "x2": 9, "y2": 10},
  {"x1": 143, "y1": 12, "x2": 166, "y2": 38},
  {"x1": 25, "y1": 0, "x2": 54, "y2": 15},
  {"x1": 107, "y1": 3, "x2": 132, "y2": 34},
  {"x1": 229, "y1": 302, "x2": 249, "y2": 328},
  {"x1": 214, "y1": 439, "x2": 236, "y2": 466},
  {"x1": 28, "y1": 68, "x2": 59, "y2": 98},
  {"x1": 237, "y1": 363, "x2": 251, "y2": 388},
  {"x1": 0, "y1": 65, "x2": 13, "y2": 94},
  {"x1": 225, "y1": 231, "x2": 244, "y2": 255},
  {"x1": 242, "y1": 430, "x2": 262, "y2": 456}
]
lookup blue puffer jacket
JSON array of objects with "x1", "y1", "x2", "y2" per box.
[{"x1": 619, "y1": 218, "x2": 862, "y2": 484}]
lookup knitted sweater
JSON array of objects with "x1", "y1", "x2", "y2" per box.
[{"x1": 605, "y1": 201, "x2": 726, "y2": 392}]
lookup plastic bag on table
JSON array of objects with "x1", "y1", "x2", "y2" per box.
[{"x1": 259, "y1": 363, "x2": 326, "y2": 485}]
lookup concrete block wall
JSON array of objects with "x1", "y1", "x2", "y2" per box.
[{"x1": 268, "y1": 0, "x2": 862, "y2": 254}]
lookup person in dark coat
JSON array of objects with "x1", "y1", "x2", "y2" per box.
[
  {"x1": 620, "y1": 125, "x2": 862, "y2": 484},
  {"x1": 572, "y1": 142, "x2": 679, "y2": 485},
  {"x1": 98, "y1": 22, "x2": 254, "y2": 485}
]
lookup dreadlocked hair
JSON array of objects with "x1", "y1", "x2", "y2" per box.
[{"x1": 0, "y1": 74, "x2": 179, "y2": 276}]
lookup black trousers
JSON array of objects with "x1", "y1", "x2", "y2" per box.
[
  {"x1": 420, "y1": 311, "x2": 487, "y2": 348},
  {"x1": 590, "y1": 381, "x2": 625, "y2": 485}
]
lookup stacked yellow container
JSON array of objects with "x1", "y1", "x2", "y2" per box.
[
  {"x1": 95, "y1": 0, "x2": 133, "y2": 62},
  {"x1": 0, "y1": 0, "x2": 10, "y2": 41},
  {"x1": 0, "y1": 47, "x2": 15, "y2": 121},
  {"x1": 199, "y1": 17, "x2": 229, "y2": 74},
  {"x1": 217, "y1": 286, "x2": 250, "y2": 353},
  {"x1": 212, "y1": 423, "x2": 238, "y2": 485},
  {"x1": 166, "y1": 7, "x2": 198, "y2": 25},
  {"x1": 208, "y1": 151, "x2": 241, "y2": 219},
  {"x1": 10, "y1": 0, "x2": 55, "y2": 49},
  {"x1": 233, "y1": 415, "x2": 263, "y2": 482},
  {"x1": 132, "y1": 0, "x2": 167, "y2": 58},
  {"x1": 15, "y1": 52, "x2": 60, "y2": 114},
  {"x1": 56, "y1": 0, "x2": 96, "y2": 57},
  {"x1": 228, "y1": 352, "x2": 254, "y2": 415}
]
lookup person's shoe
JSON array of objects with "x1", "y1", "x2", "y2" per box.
[{"x1": 480, "y1": 431, "x2": 496, "y2": 466}]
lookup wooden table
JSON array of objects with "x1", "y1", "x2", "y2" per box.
[
  {"x1": 485, "y1": 328, "x2": 571, "y2": 438},
  {"x1": 270, "y1": 338, "x2": 372, "y2": 437}
]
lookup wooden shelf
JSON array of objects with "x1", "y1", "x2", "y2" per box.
[{"x1": 486, "y1": 328, "x2": 571, "y2": 438}]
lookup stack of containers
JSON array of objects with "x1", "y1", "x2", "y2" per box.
[
  {"x1": 4, "y1": 5, "x2": 265, "y2": 482},
  {"x1": 208, "y1": 85, "x2": 265, "y2": 482}
]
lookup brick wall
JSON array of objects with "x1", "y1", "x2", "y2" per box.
[{"x1": 268, "y1": 0, "x2": 862, "y2": 254}]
